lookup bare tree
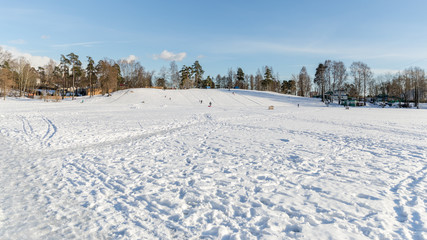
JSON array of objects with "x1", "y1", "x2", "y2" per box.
[
  {"x1": 227, "y1": 68, "x2": 233, "y2": 89},
  {"x1": 169, "y1": 61, "x2": 179, "y2": 89},
  {"x1": 255, "y1": 69, "x2": 262, "y2": 90},
  {"x1": 244, "y1": 74, "x2": 250, "y2": 90},
  {"x1": 350, "y1": 61, "x2": 372, "y2": 105},
  {"x1": 43, "y1": 59, "x2": 56, "y2": 88},
  {"x1": 290, "y1": 74, "x2": 298, "y2": 95},
  {"x1": 332, "y1": 61, "x2": 347, "y2": 104},
  {"x1": 298, "y1": 66, "x2": 311, "y2": 97},
  {"x1": 156, "y1": 66, "x2": 168, "y2": 88},
  {"x1": 13, "y1": 57, "x2": 37, "y2": 97},
  {"x1": 375, "y1": 73, "x2": 393, "y2": 102},
  {"x1": 0, "y1": 47, "x2": 12, "y2": 66},
  {"x1": 324, "y1": 60, "x2": 332, "y2": 93},
  {"x1": 249, "y1": 74, "x2": 254, "y2": 90},
  {"x1": 405, "y1": 67, "x2": 425, "y2": 108},
  {"x1": 368, "y1": 76, "x2": 378, "y2": 98},
  {"x1": 119, "y1": 58, "x2": 142, "y2": 88}
]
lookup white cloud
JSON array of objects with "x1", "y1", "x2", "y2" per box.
[
  {"x1": 1, "y1": 45, "x2": 54, "y2": 67},
  {"x1": 41, "y1": 35, "x2": 50, "y2": 40},
  {"x1": 8, "y1": 39, "x2": 26, "y2": 45},
  {"x1": 123, "y1": 54, "x2": 138, "y2": 63},
  {"x1": 153, "y1": 50, "x2": 186, "y2": 62}
]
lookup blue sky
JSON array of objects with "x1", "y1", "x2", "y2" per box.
[{"x1": 1, "y1": 0, "x2": 427, "y2": 79}]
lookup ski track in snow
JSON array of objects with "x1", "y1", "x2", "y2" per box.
[{"x1": 0, "y1": 88, "x2": 426, "y2": 239}]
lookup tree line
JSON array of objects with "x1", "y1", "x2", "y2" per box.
[
  {"x1": 0, "y1": 47, "x2": 426, "y2": 106},
  {"x1": 313, "y1": 60, "x2": 426, "y2": 107}
]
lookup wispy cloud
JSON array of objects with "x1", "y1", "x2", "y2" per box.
[
  {"x1": 1, "y1": 45, "x2": 54, "y2": 67},
  {"x1": 52, "y1": 41, "x2": 102, "y2": 48},
  {"x1": 211, "y1": 40, "x2": 335, "y2": 55},
  {"x1": 8, "y1": 39, "x2": 26, "y2": 45},
  {"x1": 153, "y1": 50, "x2": 186, "y2": 61},
  {"x1": 371, "y1": 68, "x2": 400, "y2": 75},
  {"x1": 41, "y1": 35, "x2": 50, "y2": 40},
  {"x1": 210, "y1": 39, "x2": 427, "y2": 62},
  {"x1": 244, "y1": 41, "x2": 335, "y2": 55}
]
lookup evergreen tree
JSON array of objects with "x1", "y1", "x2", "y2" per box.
[
  {"x1": 96, "y1": 59, "x2": 120, "y2": 95},
  {"x1": 192, "y1": 61, "x2": 204, "y2": 88},
  {"x1": 203, "y1": 76, "x2": 214, "y2": 88},
  {"x1": 262, "y1": 66, "x2": 274, "y2": 91},
  {"x1": 314, "y1": 63, "x2": 326, "y2": 102},
  {"x1": 235, "y1": 67, "x2": 245, "y2": 89},
  {"x1": 66, "y1": 53, "x2": 81, "y2": 100},
  {"x1": 179, "y1": 65, "x2": 192, "y2": 89},
  {"x1": 86, "y1": 56, "x2": 96, "y2": 97},
  {"x1": 59, "y1": 55, "x2": 70, "y2": 98}
]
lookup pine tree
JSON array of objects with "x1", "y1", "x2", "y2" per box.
[
  {"x1": 67, "y1": 53, "x2": 81, "y2": 100},
  {"x1": 86, "y1": 56, "x2": 96, "y2": 97},
  {"x1": 262, "y1": 66, "x2": 273, "y2": 91},
  {"x1": 314, "y1": 63, "x2": 326, "y2": 102},
  {"x1": 192, "y1": 61, "x2": 204, "y2": 88},
  {"x1": 235, "y1": 67, "x2": 245, "y2": 89},
  {"x1": 179, "y1": 65, "x2": 192, "y2": 89}
]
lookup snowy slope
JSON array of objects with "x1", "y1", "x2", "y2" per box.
[{"x1": 0, "y1": 89, "x2": 426, "y2": 239}]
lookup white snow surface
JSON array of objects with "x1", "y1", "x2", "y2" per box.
[{"x1": 0, "y1": 88, "x2": 426, "y2": 239}]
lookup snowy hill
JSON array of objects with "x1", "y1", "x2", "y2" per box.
[
  {"x1": 0, "y1": 88, "x2": 426, "y2": 239},
  {"x1": 84, "y1": 88, "x2": 322, "y2": 108}
]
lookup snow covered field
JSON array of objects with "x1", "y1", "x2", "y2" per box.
[{"x1": 0, "y1": 88, "x2": 426, "y2": 239}]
